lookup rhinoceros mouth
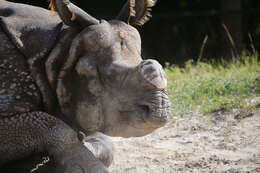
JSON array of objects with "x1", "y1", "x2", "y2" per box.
[
  {"x1": 135, "y1": 104, "x2": 170, "y2": 130},
  {"x1": 138, "y1": 90, "x2": 171, "y2": 123},
  {"x1": 139, "y1": 104, "x2": 170, "y2": 120}
]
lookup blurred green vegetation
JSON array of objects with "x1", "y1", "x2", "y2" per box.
[{"x1": 165, "y1": 53, "x2": 260, "y2": 115}]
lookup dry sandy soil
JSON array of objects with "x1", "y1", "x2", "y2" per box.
[{"x1": 109, "y1": 110, "x2": 260, "y2": 173}]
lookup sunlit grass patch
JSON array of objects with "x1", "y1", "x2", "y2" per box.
[{"x1": 166, "y1": 53, "x2": 260, "y2": 116}]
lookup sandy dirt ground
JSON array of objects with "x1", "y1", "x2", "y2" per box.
[{"x1": 109, "y1": 110, "x2": 260, "y2": 173}]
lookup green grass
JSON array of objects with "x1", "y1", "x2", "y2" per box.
[{"x1": 165, "y1": 53, "x2": 260, "y2": 116}]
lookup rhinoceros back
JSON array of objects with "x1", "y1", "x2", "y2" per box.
[
  {"x1": 0, "y1": 0, "x2": 63, "y2": 61},
  {"x1": 0, "y1": 1, "x2": 63, "y2": 117}
]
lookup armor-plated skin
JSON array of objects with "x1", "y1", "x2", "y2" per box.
[{"x1": 0, "y1": 0, "x2": 170, "y2": 172}]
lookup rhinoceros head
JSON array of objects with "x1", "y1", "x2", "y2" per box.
[{"x1": 51, "y1": 0, "x2": 171, "y2": 137}]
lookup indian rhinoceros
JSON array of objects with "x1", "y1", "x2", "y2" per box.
[{"x1": 0, "y1": 0, "x2": 171, "y2": 172}]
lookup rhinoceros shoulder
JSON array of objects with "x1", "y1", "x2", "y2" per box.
[
  {"x1": 0, "y1": 1, "x2": 64, "y2": 117},
  {"x1": 0, "y1": 27, "x2": 43, "y2": 117}
]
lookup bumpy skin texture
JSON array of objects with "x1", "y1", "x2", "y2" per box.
[
  {"x1": 0, "y1": 27, "x2": 42, "y2": 117},
  {"x1": 0, "y1": 112, "x2": 109, "y2": 173},
  {"x1": 0, "y1": 0, "x2": 170, "y2": 172}
]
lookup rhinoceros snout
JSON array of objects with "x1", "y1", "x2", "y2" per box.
[
  {"x1": 137, "y1": 59, "x2": 171, "y2": 127},
  {"x1": 138, "y1": 59, "x2": 167, "y2": 89},
  {"x1": 147, "y1": 90, "x2": 171, "y2": 124}
]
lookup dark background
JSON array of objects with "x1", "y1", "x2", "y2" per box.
[{"x1": 12, "y1": 0, "x2": 260, "y2": 65}]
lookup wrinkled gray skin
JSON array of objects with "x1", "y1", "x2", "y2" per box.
[{"x1": 0, "y1": 0, "x2": 170, "y2": 172}]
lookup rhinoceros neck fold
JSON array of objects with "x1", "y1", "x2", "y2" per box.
[
  {"x1": 27, "y1": 26, "x2": 79, "y2": 117},
  {"x1": 41, "y1": 27, "x2": 80, "y2": 114},
  {"x1": 45, "y1": 27, "x2": 80, "y2": 91}
]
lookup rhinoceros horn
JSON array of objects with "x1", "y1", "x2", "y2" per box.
[
  {"x1": 49, "y1": 0, "x2": 99, "y2": 27},
  {"x1": 117, "y1": 0, "x2": 157, "y2": 26},
  {"x1": 138, "y1": 59, "x2": 167, "y2": 89}
]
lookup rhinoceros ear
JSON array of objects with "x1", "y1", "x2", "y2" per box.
[
  {"x1": 116, "y1": 0, "x2": 157, "y2": 26},
  {"x1": 49, "y1": 0, "x2": 99, "y2": 27}
]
